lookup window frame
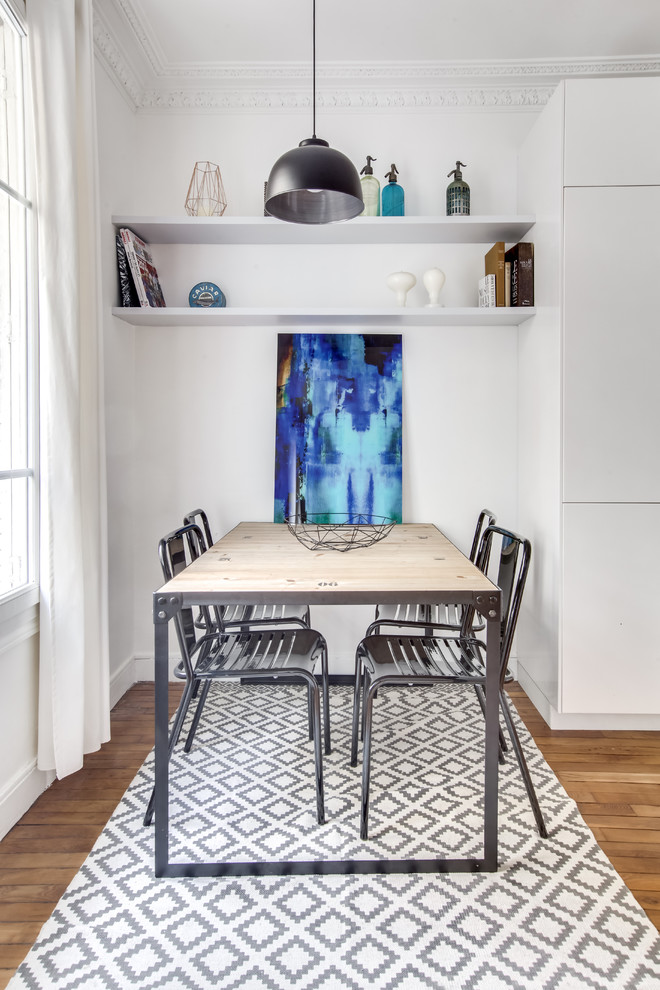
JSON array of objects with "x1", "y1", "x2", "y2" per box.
[{"x1": 0, "y1": 0, "x2": 39, "y2": 626}]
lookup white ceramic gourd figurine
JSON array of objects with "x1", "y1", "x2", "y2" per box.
[
  {"x1": 423, "y1": 267, "x2": 446, "y2": 307},
  {"x1": 386, "y1": 271, "x2": 416, "y2": 307}
]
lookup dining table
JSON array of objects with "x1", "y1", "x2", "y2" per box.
[{"x1": 152, "y1": 521, "x2": 502, "y2": 877}]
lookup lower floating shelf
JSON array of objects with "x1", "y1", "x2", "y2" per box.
[{"x1": 112, "y1": 306, "x2": 536, "y2": 328}]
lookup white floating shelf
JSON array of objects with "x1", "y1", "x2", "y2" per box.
[
  {"x1": 112, "y1": 306, "x2": 536, "y2": 328},
  {"x1": 112, "y1": 214, "x2": 536, "y2": 246}
]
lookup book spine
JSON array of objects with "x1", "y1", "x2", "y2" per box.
[
  {"x1": 485, "y1": 242, "x2": 506, "y2": 306},
  {"x1": 516, "y1": 243, "x2": 534, "y2": 306},
  {"x1": 505, "y1": 242, "x2": 534, "y2": 307},
  {"x1": 510, "y1": 257, "x2": 518, "y2": 306},
  {"x1": 116, "y1": 233, "x2": 139, "y2": 307},
  {"x1": 504, "y1": 261, "x2": 511, "y2": 307},
  {"x1": 120, "y1": 228, "x2": 149, "y2": 307},
  {"x1": 496, "y1": 256, "x2": 505, "y2": 307},
  {"x1": 478, "y1": 274, "x2": 496, "y2": 307}
]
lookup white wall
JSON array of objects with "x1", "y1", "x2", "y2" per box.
[
  {"x1": 0, "y1": 602, "x2": 46, "y2": 838},
  {"x1": 102, "y1": 96, "x2": 542, "y2": 676},
  {"x1": 96, "y1": 65, "x2": 141, "y2": 701},
  {"x1": 516, "y1": 84, "x2": 564, "y2": 710},
  {"x1": 114, "y1": 109, "x2": 524, "y2": 218}
]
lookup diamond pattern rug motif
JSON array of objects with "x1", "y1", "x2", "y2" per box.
[{"x1": 8, "y1": 684, "x2": 660, "y2": 989}]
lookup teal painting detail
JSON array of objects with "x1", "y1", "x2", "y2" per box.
[{"x1": 274, "y1": 333, "x2": 403, "y2": 524}]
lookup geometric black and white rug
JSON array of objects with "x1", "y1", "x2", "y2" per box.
[{"x1": 8, "y1": 685, "x2": 660, "y2": 989}]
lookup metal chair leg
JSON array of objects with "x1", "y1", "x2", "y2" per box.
[
  {"x1": 310, "y1": 682, "x2": 325, "y2": 825},
  {"x1": 308, "y1": 684, "x2": 314, "y2": 740},
  {"x1": 169, "y1": 680, "x2": 197, "y2": 750},
  {"x1": 473, "y1": 683, "x2": 508, "y2": 764},
  {"x1": 350, "y1": 648, "x2": 363, "y2": 766},
  {"x1": 184, "y1": 680, "x2": 212, "y2": 753},
  {"x1": 361, "y1": 672, "x2": 370, "y2": 742},
  {"x1": 500, "y1": 690, "x2": 548, "y2": 838},
  {"x1": 143, "y1": 677, "x2": 196, "y2": 826},
  {"x1": 143, "y1": 787, "x2": 157, "y2": 828},
  {"x1": 321, "y1": 646, "x2": 331, "y2": 755},
  {"x1": 360, "y1": 683, "x2": 377, "y2": 840}
]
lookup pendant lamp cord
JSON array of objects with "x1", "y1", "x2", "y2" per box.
[{"x1": 312, "y1": 0, "x2": 316, "y2": 138}]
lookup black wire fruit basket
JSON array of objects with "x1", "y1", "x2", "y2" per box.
[{"x1": 286, "y1": 513, "x2": 395, "y2": 552}]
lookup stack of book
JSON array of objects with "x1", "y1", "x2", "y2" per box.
[
  {"x1": 116, "y1": 228, "x2": 166, "y2": 307},
  {"x1": 479, "y1": 241, "x2": 534, "y2": 308}
]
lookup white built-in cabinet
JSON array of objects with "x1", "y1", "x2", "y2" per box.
[
  {"x1": 562, "y1": 186, "x2": 660, "y2": 503},
  {"x1": 517, "y1": 77, "x2": 660, "y2": 726},
  {"x1": 561, "y1": 503, "x2": 660, "y2": 715}
]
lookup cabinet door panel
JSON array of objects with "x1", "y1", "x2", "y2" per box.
[
  {"x1": 563, "y1": 186, "x2": 660, "y2": 502},
  {"x1": 564, "y1": 78, "x2": 660, "y2": 186},
  {"x1": 562, "y1": 503, "x2": 660, "y2": 714}
]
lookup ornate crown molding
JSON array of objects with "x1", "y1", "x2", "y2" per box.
[
  {"x1": 94, "y1": 18, "x2": 143, "y2": 109},
  {"x1": 93, "y1": 2, "x2": 660, "y2": 115},
  {"x1": 133, "y1": 84, "x2": 558, "y2": 113}
]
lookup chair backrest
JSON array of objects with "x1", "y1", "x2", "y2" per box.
[
  {"x1": 453, "y1": 510, "x2": 496, "y2": 635},
  {"x1": 183, "y1": 508, "x2": 214, "y2": 551},
  {"x1": 182, "y1": 508, "x2": 231, "y2": 632},
  {"x1": 468, "y1": 524, "x2": 531, "y2": 678},
  {"x1": 468, "y1": 508, "x2": 497, "y2": 563},
  {"x1": 158, "y1": 523, "x2": 208, "y2": 673}
]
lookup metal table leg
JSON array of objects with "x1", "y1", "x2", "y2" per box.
[
  {"x1": 153, "y1": 593, "x2": 175, "y2": 877},
  {"x1": 483, "y1": 597, "x2": 501, "y2": 872}
]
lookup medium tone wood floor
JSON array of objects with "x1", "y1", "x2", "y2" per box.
[{"x1": 1, "y1": 681, "x2": 659, "y2": 987}]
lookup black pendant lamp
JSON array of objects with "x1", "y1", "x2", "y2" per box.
[{"x1": 265, "y1": 0, "x2": 363, "y2": 224}]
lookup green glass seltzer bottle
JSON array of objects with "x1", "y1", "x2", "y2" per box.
[{"x1": 446, "y1": 161, "x2": 470, "y2": 216}]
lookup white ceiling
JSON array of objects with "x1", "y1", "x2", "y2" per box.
[
  {"x1": 112, "y1": 0, "x2": 660, "y2": 64},
  {"x1": 94, "y1": 0, "x2": 660, "y2": 111}
]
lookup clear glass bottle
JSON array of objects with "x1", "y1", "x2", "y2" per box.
[
  {"x1": 360, "y1": 156, "x2": 380, "y2": 216},
  {"x1": 446, "y1": 161, "x2": 470, "y2": 216},
  {"x1": 382, "y1": 164, "x2": 404, "y2": 216}
]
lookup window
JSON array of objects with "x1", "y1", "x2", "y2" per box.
[{"x1": 0, "y1": 0, "x2": 36, "y2": 604}]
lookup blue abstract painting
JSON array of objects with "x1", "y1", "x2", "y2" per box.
[{"x1": 274, "y1": 333, "x2": 403, "y2": 524}]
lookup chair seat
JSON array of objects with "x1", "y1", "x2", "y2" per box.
[
  {"x1": 193, "y1": 628, "x2": 322, "y2": 679},
  {"x1": 363, "y1": 634, "x2": 486, "y2": 683},
  {"x1": 220, "y1": 603, "x2": 309, "y2": 625},
  {"x1": 375, "y1": 602, "x2": 466, "y2": 628},
  {"x1": 194, "y1": 598, "x2": 310, "y2": 632}
]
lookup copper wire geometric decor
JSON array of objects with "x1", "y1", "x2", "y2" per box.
[
  {"x1": 286, "y1": 513, "x2": 395, "y2": 551},
  {"x1": 184, "y1": 161, "x2": 227, "y2": 217}
]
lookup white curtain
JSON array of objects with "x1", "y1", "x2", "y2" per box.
[{"x1": 27, "y1": 0, "x2": 110, "y2": 777}]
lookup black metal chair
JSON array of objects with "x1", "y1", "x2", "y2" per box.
[
  {"x1": 366, "y1": 508, "x2": 496, "y2": 636},
  {"x1": 365, "y1": 509, "x2": 505, "y2": 757},
  {"x1": 351, "y1": 524, "x2": 547, "y2": 841},
  {"x1": 183, "y1": 508, "x2": 311, "y2": 629},
  {"x1": 182, "y1": 510, "x2": 327, "y2": 770},
  {"x1": 144, "y1": 523, "x2": 329, "y2": 827}
]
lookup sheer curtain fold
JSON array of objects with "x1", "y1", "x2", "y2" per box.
[{"x1": 28, "y1": 0, "x2": 110, "y2": 777}]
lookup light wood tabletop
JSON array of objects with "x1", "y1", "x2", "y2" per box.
[{"x1": 157, "y1": 521, "x2": 498, "y2": 607}]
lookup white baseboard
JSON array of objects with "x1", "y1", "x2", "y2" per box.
[
  {"x1": 517, "y1": 665, "x2": 660, "y2": 730},
  {"x1": 0, "y1": 761, "x2": 55, "y2": 842},
  {"x1": 133, "y1": 653, "x2": 184, "y2": 683},
  {"x1": 516, "y1": 666, "x2": 554, "y2": 726},
  {"x1": 110, "y1": 654, "x2": 137, "y2": 708},
  {"x1": 109, "y1": 655, "x2": 185, "y2": 705}
]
